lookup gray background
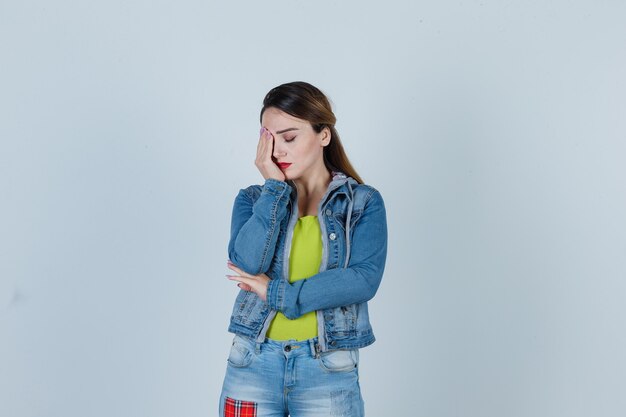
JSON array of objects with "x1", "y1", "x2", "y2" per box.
[{"x1": 1, "y1": 1, "x2": 625, "y2": 416}]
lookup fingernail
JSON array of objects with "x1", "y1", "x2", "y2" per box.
[{"x1": 259, "y1": 127, "x2": 265, "y2": 135}]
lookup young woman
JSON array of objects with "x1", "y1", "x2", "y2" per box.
[{"x1": 220, "y1": 82, "x2": 387, "y2": 417}]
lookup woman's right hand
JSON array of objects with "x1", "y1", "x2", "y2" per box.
[{"x1": 255, "y1": 127, "x2": 285, "y2": 182}]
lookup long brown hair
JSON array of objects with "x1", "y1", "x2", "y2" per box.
[{"x1": 260, "y1": 81, "x2": 363, "y2": 184}]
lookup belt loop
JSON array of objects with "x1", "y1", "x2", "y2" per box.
[
  {"x1": 255, "y1": 341, "x2": 262, "y2": 354},
  {"x1": 309, "y1": 338, "x2": 321, "y2": 358}
]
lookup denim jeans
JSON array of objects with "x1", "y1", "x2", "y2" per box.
[{"x1": 219, "y1": 335, "x2": 364, "y2": 416}]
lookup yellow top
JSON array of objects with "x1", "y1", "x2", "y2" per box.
[{"x1": 266, "y1": 216, "x2": 321, "y2": 341}]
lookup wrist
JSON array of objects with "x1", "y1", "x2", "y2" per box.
[
  {"x1": 262, "y1": 178, "x2": 291, "y2": 195},
  {"x1": 266, "y1": 278, "x2": 284, "y2": 311}
]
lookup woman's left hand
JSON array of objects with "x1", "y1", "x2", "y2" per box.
[{"x1": 226, "y1": 261, "x2": 270, "y2": 302}]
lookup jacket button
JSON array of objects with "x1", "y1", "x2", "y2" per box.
[
  {"x1": 330, "y1": 341, "x2": 337, "y2": 346},
  {"x1": 329, "y1": 233, "x2": 336, "y2": 241},
  {"x1": 325, "y1": 209, "x2": 332, "y2": 216}
]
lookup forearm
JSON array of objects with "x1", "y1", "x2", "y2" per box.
[
  {"x1": 266, "y1": 264, "x2": 385, "y2": 319},
  {"x1": 228, "y1": 179, "x2": 292, "y2": 275}
]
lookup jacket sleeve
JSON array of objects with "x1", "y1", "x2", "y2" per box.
[
  {"x1": 266, "y1": 189, "x2": 387, "y2": 319},
  {"x1": 228, "y1": 179, "x2": 292, "y2": 275}
]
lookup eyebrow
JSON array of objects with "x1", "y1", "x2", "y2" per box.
[{"x1": 276, "y1": 127, "x2": 299, "y2": 134}]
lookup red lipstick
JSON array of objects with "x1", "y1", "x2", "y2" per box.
[{"x1": 277, "y1": 163, "x2": 292, "y2": 170}]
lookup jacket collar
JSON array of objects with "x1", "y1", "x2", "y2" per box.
[{"x1": 318, "y1": 171, "x2": 357, "y2": 208}]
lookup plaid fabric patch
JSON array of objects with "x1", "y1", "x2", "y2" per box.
[{"x1": 224, "y1": 397, "x2": 257, "y2": 417}]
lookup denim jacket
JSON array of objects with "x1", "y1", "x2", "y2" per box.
[{"x1": 227, "y1": 172, "x2": 387, "y2": 352}]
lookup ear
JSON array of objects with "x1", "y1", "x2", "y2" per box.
[{"x1": 320, "y1": 126, "x2": 332, "y2": 147}]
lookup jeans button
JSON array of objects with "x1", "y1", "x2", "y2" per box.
[{"x1": 284, "y1": 345, "x2": 291, "y2": 352}]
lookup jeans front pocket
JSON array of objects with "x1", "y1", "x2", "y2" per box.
[
  {"x1": 318, "y1": 349, "x2": 359, "y2": 373},
  {"x1": 227, "y1": 335, "x2": 256, "y2": 368}
]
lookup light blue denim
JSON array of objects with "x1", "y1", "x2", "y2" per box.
[
  {"x1": 220, "y1": 334, "x2": 364, "y2": 416},
  {"x1": 227, "y1": 172, "x2": 388, "y2": 352}
]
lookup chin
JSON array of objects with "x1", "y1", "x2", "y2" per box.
[{"x1": 283, "y1": 171, "x2": 299, "y2": 181}]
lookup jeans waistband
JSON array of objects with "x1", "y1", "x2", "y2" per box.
[{"x1": 259, "y1": 337, "x2": 321, "y2": 358}]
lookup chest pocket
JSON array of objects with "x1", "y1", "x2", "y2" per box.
[{"x1": 333, "y1": 209, "x2": 363, "y2": 233}]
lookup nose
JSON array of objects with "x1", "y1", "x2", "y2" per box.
[{"x1": 273, "y1": 141, "x2": 287, "y2": 159}]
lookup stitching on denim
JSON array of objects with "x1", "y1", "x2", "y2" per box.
[
  {"x1": 278, "y1": 278, "x2": 286, "y2": 312},
  {"x1": 258, "y1": 182, "x2": 287, "y2": 273}
]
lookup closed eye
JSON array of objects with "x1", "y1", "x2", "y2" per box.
[{"x1": 284, "y1": 136, "x2": 296, "y2": 143}]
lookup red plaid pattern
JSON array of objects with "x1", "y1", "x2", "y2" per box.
[{"x1": 224, "y1": 397, "x2": 257, "y2": 417}]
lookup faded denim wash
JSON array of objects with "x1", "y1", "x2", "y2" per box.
[{"x1": 220, "y1": 334, "x2": 364, "y2": 416}]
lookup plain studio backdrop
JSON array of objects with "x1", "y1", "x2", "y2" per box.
[{"x1": 1, "y1": 1, "x2": 625, "y2": 416}]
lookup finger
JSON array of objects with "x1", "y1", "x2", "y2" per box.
[
  {"x1": 226, "y1": 275, "x2": 253, "y2": 285},
  {"x1": 265, "y1": 130, "x2": 274, "y2": 160},
  {"x1": 256, "y1": 129, "x2": 267, "y2": 159},
  {"x1": 228, "y1": 276, "x2": 259, "y2": 295},
  {"x1": 226, "y1": 262, "x2": 247, "y2": 276},
  {"x1": 257, "y1": 127, "x2": 272, "y2": 155}
]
